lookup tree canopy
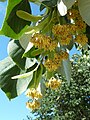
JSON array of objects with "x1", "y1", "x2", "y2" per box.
[{"x1": 30, "y1": 52, "x2": 90, "y2": 120}]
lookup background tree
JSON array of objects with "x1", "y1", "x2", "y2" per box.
[{"x1": 29, "y1": 52, "x2": 90, "y2": 120}]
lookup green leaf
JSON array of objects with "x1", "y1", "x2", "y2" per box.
[
  {"x1": 28, "y1": 64, "x2": 43, "y2": 88},
  {"x1": 0, "y1": 56, "x2": 37, "y2": 99},
  {"x1": 60, "y1": 58, "x2": 71, "y2": 85},
  {"x1": 26, "y1": 12, "x2": 52, "y2": 33},
  {"x1": 16, "y1": 71, "x2": 33, "y2": 95},
  {"x1": 0, "y1": 57, "x2": 20, "y2": 99},
  {"x1": 31, "y1": 49, "x2": 44, "y2": 57},
  {"x1": 62, "y1": 0, "x2": 75, "y2": 9},
  {"x1": 16, "y1": 10, "x2": 43, "y2": 22},
  {"x1": 19, "y1": 33, "x2": 32, "y2": 49},
  {"x1": 23, "y1": 42, "x2": 35, "y2": 58},
  {"x1": 28, "y1": 71, "x2": 37, "y2": 88},
  {"x1": 40, "y1": 0, "x2": 58, "y2": 9},
  {"x1": 42, "y1": 8, "x2": 56, "y2": 33},
  {"x1": 35, "y1": 64, "x2": 43, "y2": 88},
  {"x1": 8, "y1": 39, "x2": 26, "y2": 70},
  {"x1": 46, "y1": 71, "x2": 54, "y2": 79},
  {"x1": 78, "y1": 0, "x2": 90, "y2": 26},
  {"x1": 0, "y1": 0, "x2": 31, "y2": 39},
  {"x1": 8, "y1": 39, "x2": 36, "y2": 70},
  {"x1": 11, "y1": 63, "x2": 39, "y2": 79}
]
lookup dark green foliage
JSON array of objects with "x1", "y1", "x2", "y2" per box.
[
  {"x1": 40, "y1": 0, "x2": 58, "y2": 11},
  {"x1": 7, "y1": 0, "x2": 31, "y2": 34},
  {"x1": 31, "y1": 53, "x2": 90, "y2": 120},
  {"x1": 0, "y1": 57, "x2": 20, "y2": 99}
]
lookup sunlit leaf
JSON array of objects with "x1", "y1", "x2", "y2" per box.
[
  {"x1": 57, "y1": 0, "x2": 67, "y2": 16},
  {"x1": 11, "y1": 63, "x2": 39, "y2": 79},
  {"x1": 16, "y1": 10, "x2": 43, "y2": 22},
  {"x1": 0, "y1": 0, "x2": 31, "y2": 39},
  {"x1": 19, "y1": 33, "x2": 32, "y2": 49},
  {"x1": 16, "y1": 72, "x2": 33, "y2": 95}
]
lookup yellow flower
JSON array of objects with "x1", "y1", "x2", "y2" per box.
[
  {"x1": 30, "y1": 33, "x2": 57, "y2": 51},
  {"x1": 52, "y1": 24, "x2": 70, "y2": 37},
  {"x1": 69, "y1": 24, "x2": 78, "y2": 34},
  {"x1": 75, "y1": 34, "x2": 88, "y2": 46},
  {"x1": 26, "y1": 100, "x2": 40, "y2": 110},
  {"x1": 52, "y1": 24, "x2": 75, "y2": 45},
  {"x1": 25, "y1": 88, "x2": 42, "y2": 99},
  {"x1": 44, "y1": 59, "x2": 59, "y2": 71},
  {"x1": 60, "y1": 35, "x2": 72, "y2": 45},
  {"x1": 75, "y1": 20, "x2": 86, "y2": 32},
  {"x1": 47, "y1": 77, "x2": 62, "y2": 90},
  {"x1": 44, "y1": 53, "x2": 62, "y2": 71},
  {"x1": 67, "y1": 9, "x2": 79, "y2": 20}
]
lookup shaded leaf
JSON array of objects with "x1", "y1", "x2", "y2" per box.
[
  {"x1": 78, "y1": 0, "x2": 90, "y2": 26},
  {"x1": 63, "y1": 0, "x2": 75, "y2": 9},
  {"x1": 35, "y1": 64, "x2": 43, "y2": 88},
  {"x1": 0, "y1": 57, "x2": 20, "y2": 99},
  {"x1": 40, "y1": 0, "x2": 58, "y2": 10},
  {"x1": 28, "y1": 64, "x2": 43, "y2": 88},
  {"x1": 0, "y1": 57, "x2": 38, "y2": 99},
  {"x1": 60, "y1": 58, "x2": 71, "y2": 85}
]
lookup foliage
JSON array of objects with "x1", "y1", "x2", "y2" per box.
[
  {"x1": 31, "y1": 52, "x2": 90, "y2": 120},
  {"x1": 0, "y1": 0, "x2": 90, "y2": 102}
]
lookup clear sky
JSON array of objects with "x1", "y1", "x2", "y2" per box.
[{"x1": 0, "y1": 1, "x2": 79, "y2": 120}]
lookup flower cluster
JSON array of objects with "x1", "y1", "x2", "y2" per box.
[
  {"x1": 25, "y1": 88, "x2": 42, "y2": 99},
  {"x1": 75, "y1": 34, "x2": 88, "y2": 46},
  {"x1": 66, "y1": 1, "x2": 88, "y2": 46},
  {"x1": 44, "y1": 51, "x2": 68, "y2": 71},
  {"x1": 67, "y1": 1, "x2": 86, "y2": 32},
  {"x1": 25, "y1": 88, "x2": 42, "y2": 110},
  {"x1": 46, "y1": 77, "x2": 62, "y2": 90},
  {"x1": 30, "y1": 33, "x2": 57, "y2": 51},
  {"x1": 26, "y1": 100, "x2": 40, "y2": 110},
  {"x1": 52, "y1": 24, "x2": 76, "y2": 45}
]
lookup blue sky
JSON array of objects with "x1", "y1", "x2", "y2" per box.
[{"x1": 0, "y1": 1, "x2": 80, "y2": 120}]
